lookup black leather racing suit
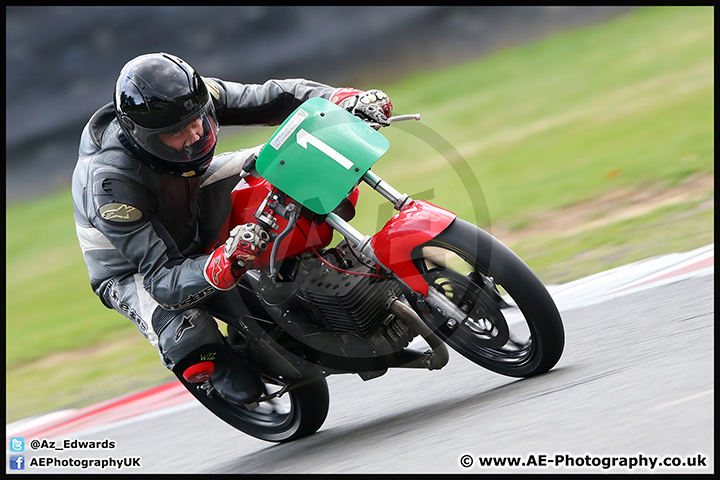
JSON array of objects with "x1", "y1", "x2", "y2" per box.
[{"x1": 72, "y1": 77, "x2": 339, "y2": 369}]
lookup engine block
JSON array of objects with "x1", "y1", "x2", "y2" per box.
[
  {"x1": 292, "y1": 241, "x2": 417, "y2": 360},
  {"x1": 301, "y1": 264, "x2": 401, "y2": 336}
]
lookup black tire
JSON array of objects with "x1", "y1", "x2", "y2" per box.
[
  {"x1": 411, "y1": 218, "x2": 564, "y2": 377},
  {"x1": 176, "y1": 374, "x2": 330, "y2": 443}
]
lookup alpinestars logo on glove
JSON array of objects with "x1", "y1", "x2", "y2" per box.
[{"x1": 210, "y1": 257, "x2": 223, "y2": 285}]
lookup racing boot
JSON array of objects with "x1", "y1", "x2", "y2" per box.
[
  {"x1": 209, "y1": 344, "x2": 263, "y2": 405},
  {"x1": 153, "y1": 306, "x2": 262, "y2": 405}
]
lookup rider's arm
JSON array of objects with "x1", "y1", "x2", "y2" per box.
[
  {"x1": 202, "y1": 77, "x2": 337, "y2": 126},
  {"x1": 202, "y1": 77, "x2": 392, "y2": 127},
  {"x1": 86, "y1": 168, "x2": 216, "y2": 310},
  {"x1": 87, "y1": 167, "x2": 270, "y2": 307}
]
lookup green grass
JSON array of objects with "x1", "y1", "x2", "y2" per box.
[
  {"x1": 6, "y1": 190, "x2": 132, "y2": 365},
  {"x1": 6, "y1": 6, "x2": 714, "y2": 423},
  {"x1": 512, "y1": 196, "x2": 714, "y2": 285}
]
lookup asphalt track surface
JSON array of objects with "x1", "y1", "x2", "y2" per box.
[{"x1": 6, "y1": 244, "x2": 714, "y2": 474}]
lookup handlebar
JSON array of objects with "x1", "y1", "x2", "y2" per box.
[{"x1": 368, "y1": 113, "x2": 421, "y2": 129}]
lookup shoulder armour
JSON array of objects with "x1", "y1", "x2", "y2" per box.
[
  {"x1": 93, "y1": 171, "x2": 150, "y2": 226},
  {"x1": 202, "y1": 77, "x2": 223, "y2": 102}
]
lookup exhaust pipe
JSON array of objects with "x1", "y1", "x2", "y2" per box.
[{"x1": 387, "y1": 297, "x2": 449, "y2": 370}]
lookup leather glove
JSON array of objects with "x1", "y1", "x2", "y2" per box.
[
  {"x1": 204, "y1": 223, "x2": 270, "y2": 290},
  {"x1": 332, "y1": 88, "x2": 393, "y2": 127}
]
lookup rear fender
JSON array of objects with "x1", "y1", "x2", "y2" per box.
[{"x1": 371, "y1": 200, "x2": 456, "y2": 296}]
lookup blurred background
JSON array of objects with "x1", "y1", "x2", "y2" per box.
[{"x1": 6, "y1": 6, "x2": 632, "y2": 201}]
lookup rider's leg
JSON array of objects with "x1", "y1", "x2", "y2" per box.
[{"x1": 102, "y1": 273, "x2": 262, "y2": 405}]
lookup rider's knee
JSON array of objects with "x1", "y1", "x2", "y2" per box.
[{"x1": 152, "y1": 307, "x2": 223, "y2": 370}]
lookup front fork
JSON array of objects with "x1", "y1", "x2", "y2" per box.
[{"x1": 324, "y1": 170, "x2": 468, "y2": 327}]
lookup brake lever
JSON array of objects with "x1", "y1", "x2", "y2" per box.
[{"x1": 367, "y1": 113, "x2": 422, "y2": 129}]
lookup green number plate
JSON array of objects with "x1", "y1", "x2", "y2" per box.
[{"x1": 256, "y1": 97, "x2": 389, "y2": 214}]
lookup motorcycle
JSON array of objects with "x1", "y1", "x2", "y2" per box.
[{"x1": 175, "y1": 97, "x2": 565, "y2": 442}]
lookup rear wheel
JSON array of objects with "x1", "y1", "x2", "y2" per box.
[
  {"x1": 411, "y1": 218, "x2": 564, "y2": 377},
  {"x1": 177, "y1": 373, "x2": 329, "y2": 443}
]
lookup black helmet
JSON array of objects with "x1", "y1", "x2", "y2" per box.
[{"x1": 114, "y1": 53, "x2": 218, "y2": 177}]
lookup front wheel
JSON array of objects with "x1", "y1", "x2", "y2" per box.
[
  {"x1": 411, "y1": 218, "x2": 564, "y2": 377},
  {"x1": 176, "y1": 374, "x2": 330, "y2": 443}
]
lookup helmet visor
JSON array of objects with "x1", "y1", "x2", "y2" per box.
[{"x1": 130, "y1": 100, "x2": 219, "y2": 165}]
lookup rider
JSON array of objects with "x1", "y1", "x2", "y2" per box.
[{"x1": 72, "y1": 52, "x2": 392, "y2": 405}]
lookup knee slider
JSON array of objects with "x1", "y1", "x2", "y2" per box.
[{"x1": 152, "y1": 307, "x2": 223, "y2": 369}]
